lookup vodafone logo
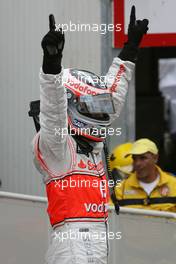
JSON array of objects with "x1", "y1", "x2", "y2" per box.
[
  {"x1": 69, "y1": 81, "x2": 97, "y2": 95},
  {"x1": 84, "y1": 202, "x2": 108, "y2": 213},
  {"x1": 63, "y1": 71, "x2": 107, "y2": 95}
]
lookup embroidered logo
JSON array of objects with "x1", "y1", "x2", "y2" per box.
[
  {"x1": 88, "y1": 160, "x2": 103, "y2": 171},
  {"x1": 78, "y1": 159, "x2": 87, "y2": 169},
  {"x1": 159, "y1": 185, "x2": 169, "y2": 196},
  {"x1": 77, "y1": 159, "x2": 104, "y2": 172}
]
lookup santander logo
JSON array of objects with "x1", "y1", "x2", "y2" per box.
[
  {"x1": 77, "y1": 159, "x2": 104, "y2": 171},
  {"x1": 78, "y1": 159, "x2": 87, "y2": 169},
  {"x1": 88, "y1": 160, "x2": 103, "y2": 171}
]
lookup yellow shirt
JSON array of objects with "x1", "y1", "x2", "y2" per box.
[{"x1": 115, "y1": 166, "x2": 176, "y2": 212}]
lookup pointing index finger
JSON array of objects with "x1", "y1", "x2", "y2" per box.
[
  {"x1": 49, "y1": 14, "x2": 56, "y2": 31},
  {"x1": 130, "y1": 5, "x2": 136, "y2": 26}
]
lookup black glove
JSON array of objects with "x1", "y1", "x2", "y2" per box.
[
  {"x1": 119, "y1": 6, "x2": 149, "y2": 62},
  {"x1": 41, "y1": 14, "x2": 65, "y2": 74}
]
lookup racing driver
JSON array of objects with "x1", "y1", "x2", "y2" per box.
[{"x1": 32, "y1": 6, "x2": 148, "y2": 264}]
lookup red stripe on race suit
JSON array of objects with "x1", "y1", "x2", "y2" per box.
[{"x1": 110, "y1": 64, "x2": 125, "y2": 92}]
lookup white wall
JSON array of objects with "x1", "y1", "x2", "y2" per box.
[
  {"x1": 0, "y1": 0, "x2": 102, "y2": 195},
  {"x1": 0, "y1": 0, "x2": 135, "y2": 195},
  {"x1": 0, "y1": 192, "x2": 48, "y2": 264},
  {"x1": 109, "y1": 207, "x2": 176, "y2": 264}
]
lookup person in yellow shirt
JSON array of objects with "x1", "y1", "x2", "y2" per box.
[{"x1": 115, "y1": 138, "x2": 176, "y2": 212}]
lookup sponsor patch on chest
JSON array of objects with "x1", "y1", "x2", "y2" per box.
[{"x1": 77, "y1": 159, "x2": 104, "y2": 171}]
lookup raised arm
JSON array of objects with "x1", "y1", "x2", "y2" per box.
[
  {"x1": 106, "y1": 6, "x2": 149, "y2": 120},
  {"x1": 39, "y1": 15, "x2": 68, "y2": 160}
]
